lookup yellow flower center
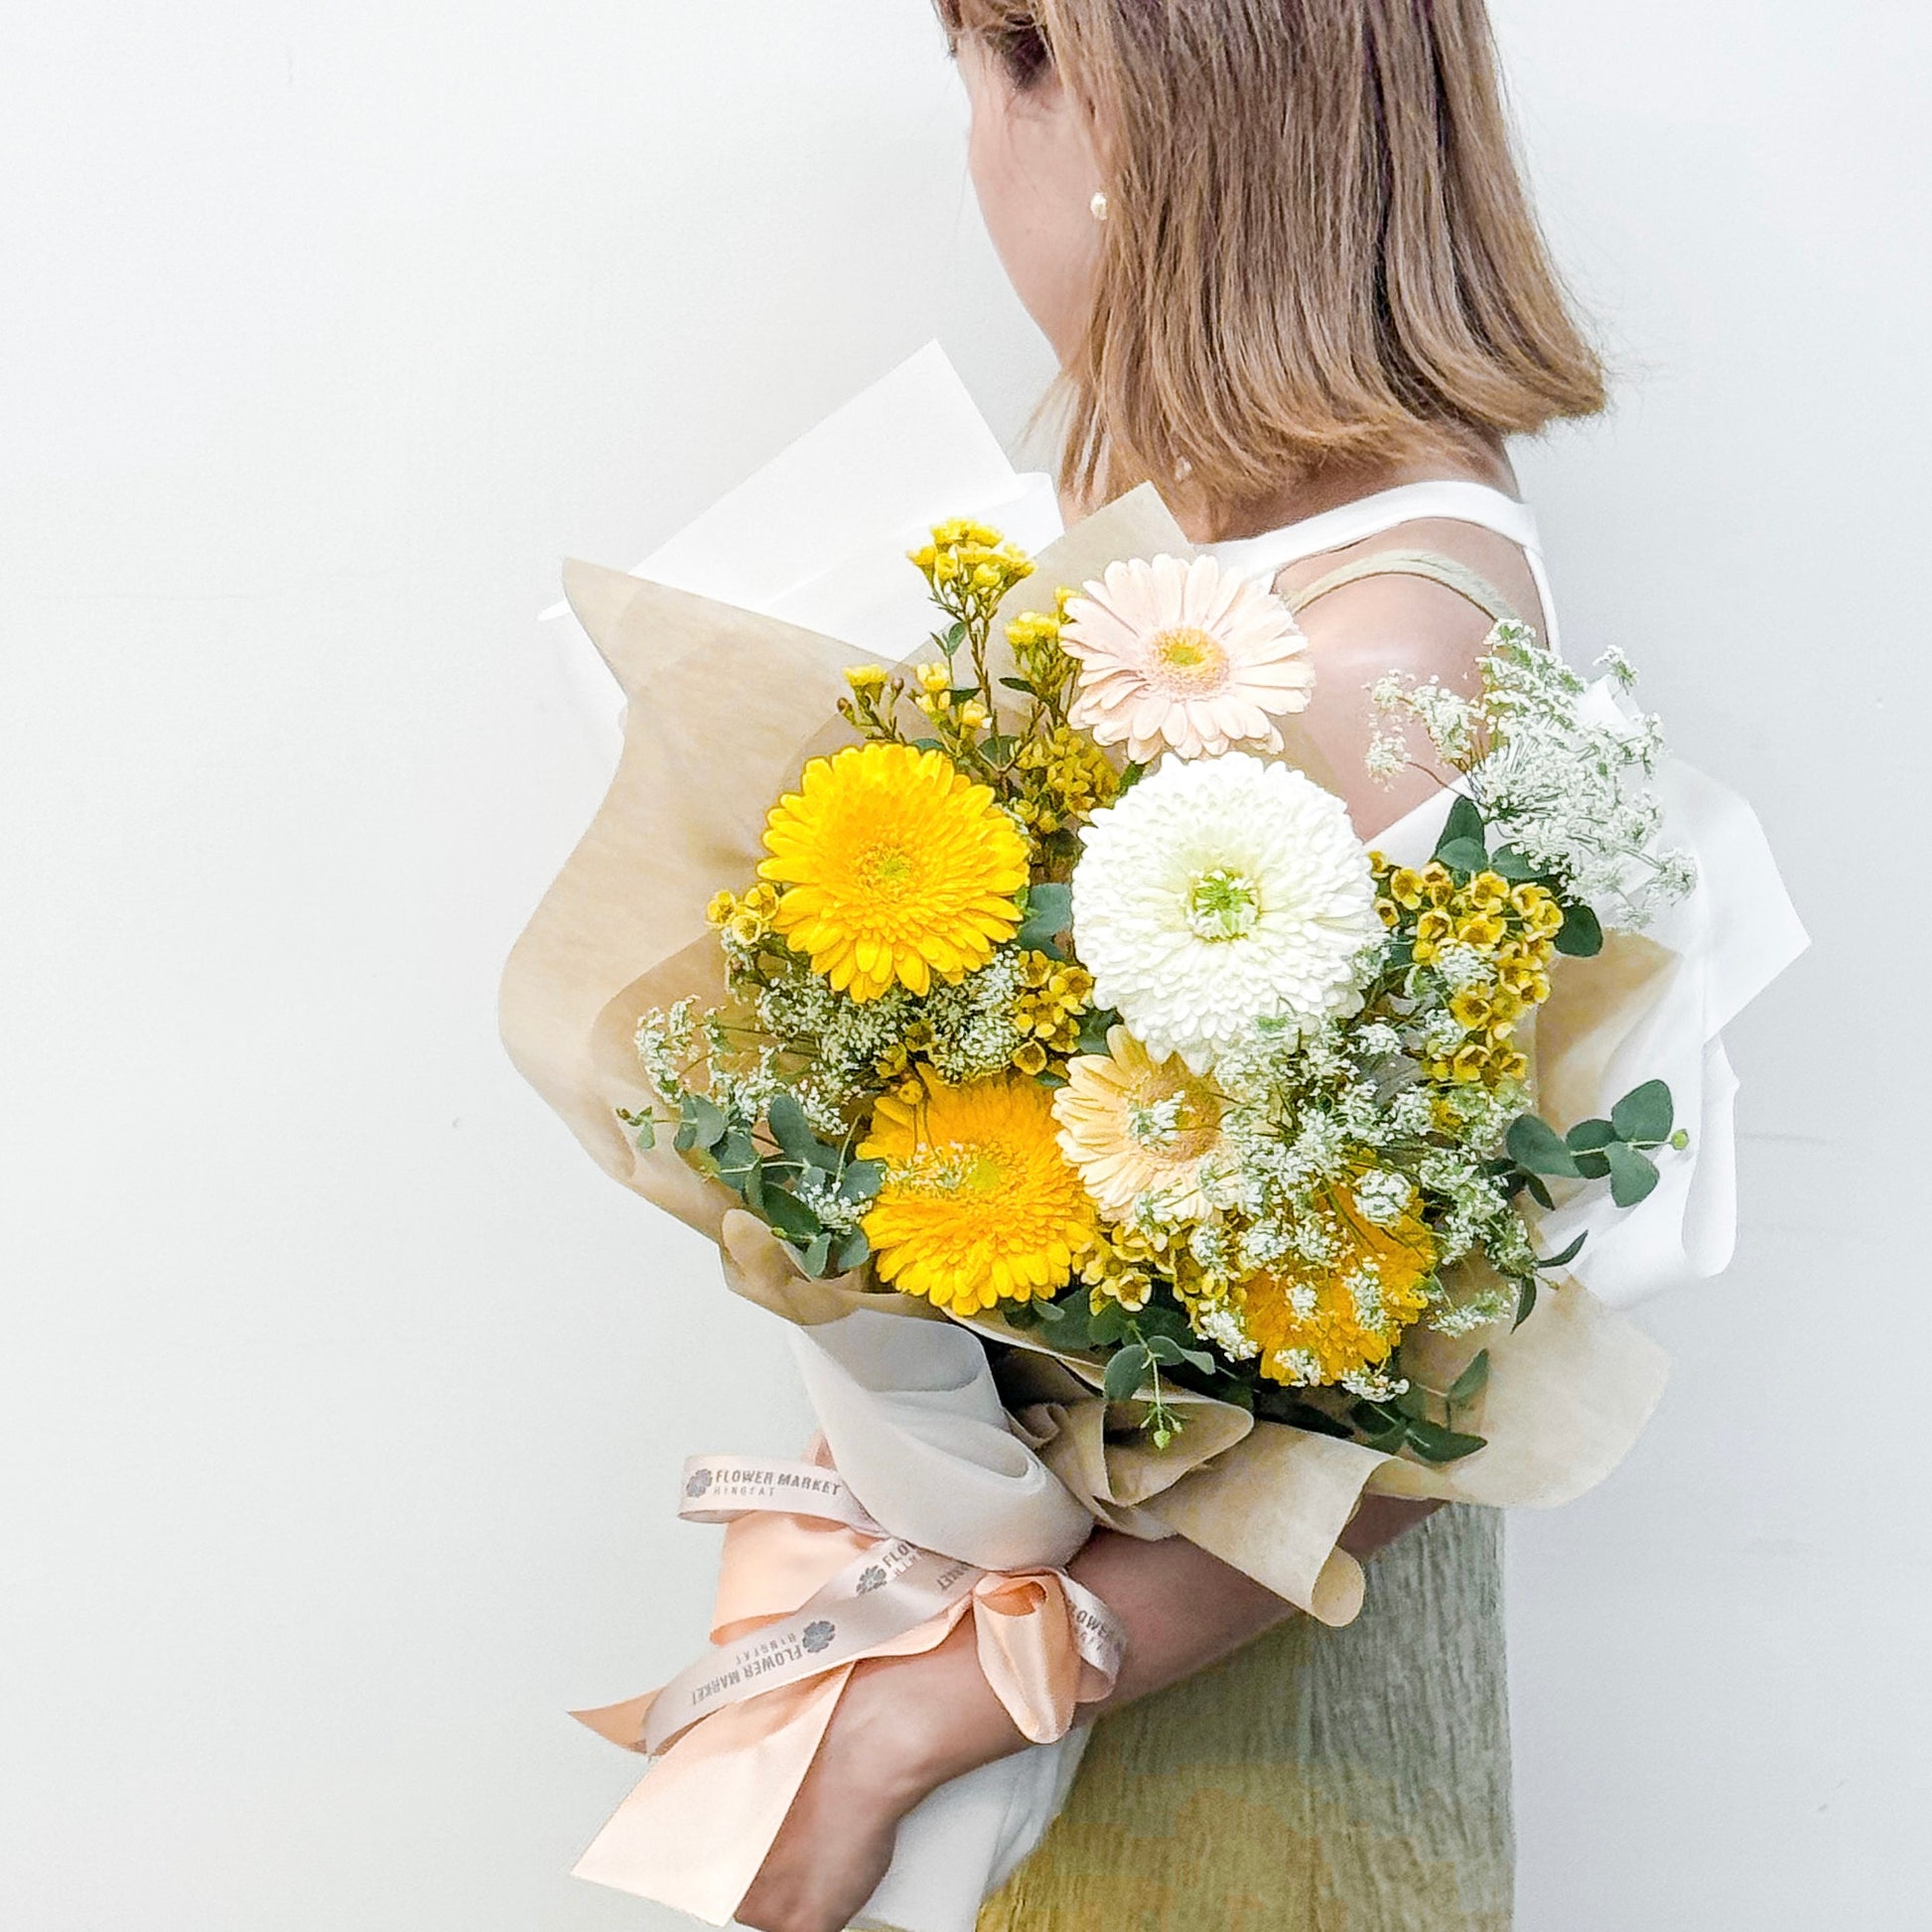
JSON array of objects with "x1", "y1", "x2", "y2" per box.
[
  {"x1": 1126, "y1": 1089, "x2": 1221, "y2": 1165},
  {"x1": 856, "y1": 839, "x2": 919, "y2": 895},
  {"x1": 1148, "y1": 625, "x2": 1229, "y2": 691},
  {"x1": 1185, "y1": 867, "x2": 1262, "y2": 941}
]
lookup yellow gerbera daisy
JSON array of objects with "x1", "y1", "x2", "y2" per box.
[
  {"x1": 1052, "y1": 1025, "x2": 1227, "y2": 1222},
  {"x1": 860, "y1": 1072, "x2": 1097, "y2": 1314},
  {"x1": 758, "y1": 743, "x2": 1029, "y2": 1002},
  {"x1": 1229, "y1": 1186, "x2": 1436, "y2": 1387}
]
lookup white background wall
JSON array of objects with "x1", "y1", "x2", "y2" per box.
[{"x1": 3, "y1": 3, "x2": 1926, "y2": 1927}]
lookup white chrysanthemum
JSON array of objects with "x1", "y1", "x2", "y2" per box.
[{"x1": 1070, "y1": 754, "x2": 1381, "y2": 1072}]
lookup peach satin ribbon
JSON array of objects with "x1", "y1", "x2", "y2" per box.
[{"x1": 569, "y1": 1451, "x2": 1124, "y2": 1927}]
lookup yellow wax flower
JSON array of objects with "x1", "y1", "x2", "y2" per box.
[
  {"x1": 860, "y1": 1072, "x2": 1097, "y2": 1314},
  {"x1": 758, "y1": 744, "x2": 1028, "y2": 1002}
]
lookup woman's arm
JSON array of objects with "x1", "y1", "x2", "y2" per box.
[{"x1": 738, "y1": 568, "x2": 1505, "y2": 1932}]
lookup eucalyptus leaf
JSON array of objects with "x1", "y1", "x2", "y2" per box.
[
  {"x1": 837, "y1": 1159, "x2": 886, "y2": 1203},
  {"x1": 1489, "y1": 845, "x2": 1541, "y2": 882},
  {"x1": 1103, "y1": 1343, "x2": 1152, "y2": 1403},
  {"x1": 1610, "y1": 1078, "x2": 1675, "y2": 1146},
  {"x1": 1146, "y1": 1333, "x2": 1214, "y2": 1373},
  {"x1": 1075, "y1": 1007, "x2": 1120, "y2": 1054},
  {"x1": 759, "y1": 1187, "x2": 822, "y2": 1243},
  {"x1": 682, "y1": 1093, "x2": 728, "y2": 1152},
  {"x1": 1016, "y1": 882, "x2": 1073, "y2": 951},
  {"x1": 1435, "y1": 836, "x2": 1489, "y2": 877},
  {"x1": 1038, "y1": 1298, "x2": 1095, "y2": 1350},
  {"x1": 1507, "y1": 1114, "x2": 1583, "y2": 1177},
  {"x1": 766, "y1": 1092, "x2": 829, "y2": 1170},
  {"x1": 716, "y1": 1127, "x2": 759, "y2": 1193},
  {"x1": 1449, "y1": 1349, "x2": 1492, "y2": 1404},
  {"x1": 1125, "y1": 1297, "x2": 1179, "y2": 1334},
  {"x1": 1521, "y1": 1172, "x2": 1555, "y2": 1210},
  {"x1": 799, "y1": 1232, "x2": 833, "y2": 1279},
  {"x1": 1566, "y1": 1117, "x2": 1616, "y2": 1152},
  {"x1": 1573, "y1": 1149, "x2": 1612, "y2": 1179},
  {"x1": 1554, "y1": 901, "x2": 1603, "y2": 957},
  {"x1": 1404, "y1": 1418, "x2": 1488, "y2": 1464},
  {"x1": 1436, "y1": 793, "x2": 1486, "y2": 855},
  {"x1": 1536, "y1": 1230, "x2": 1588, "y2": 1270},
  {"x1": 1513, "y1": 1277, "x2": 1539, "y2": 1328},
  {"x1": 1086, "y1": 1301, "x2": 1132, "y2": 1348},
  {"x1": 833, "y1": 1228, "x2": 871, "y2": 1274},
  {"x1": 1605, "y1": 1141, "x2": 1661, "y2": 1207}
]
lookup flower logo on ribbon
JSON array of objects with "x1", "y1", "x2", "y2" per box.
[
  {"x1": 801, "y1": 1619, "x2": 837, "y2": 1655},
  {"x1": 684, "y1": 1468, "x2": 714, "y2": 1500},
  {"x1": 855, "y1": 1565, "x2": 887, "y2": 1595}
]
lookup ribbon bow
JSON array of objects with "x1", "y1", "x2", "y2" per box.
[{"x1": 569, "y1": 1450, "x2": 1124, "y2": 1927}]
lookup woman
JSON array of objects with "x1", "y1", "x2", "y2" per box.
[{"x1": 744, "y1": 3, "x2": 1603, "y2": 1926}]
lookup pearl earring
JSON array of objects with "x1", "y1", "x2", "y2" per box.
[{"x1": 1089, "y1": 191, "x2": 1109, "y2": 222}]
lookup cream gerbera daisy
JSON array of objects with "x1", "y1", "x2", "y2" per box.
[
  {"x1": 1070, "y1": 753, "x2": 1380, "y2": 1071},
  {"x1": 1060, "y1": 554, "x2": 1314, "y2": 763},
  {"x1": 860, "y1": 1072, "x2": 1097, "y2": 1314},
  {"x1": 758, "y1": 743, "x2": 1029, "y2": 1002},
  {"x1": 1053, "y1": 1026, "x2": 1227, "y2": 1221}
]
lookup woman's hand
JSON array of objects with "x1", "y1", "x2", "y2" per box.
[{"x1": 736, "y1": 1622, "x2": 1029, "y2": 1932}]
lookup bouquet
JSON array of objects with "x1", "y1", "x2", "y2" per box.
[
  {"x1": 630, "y1": 529, "x2": 1695, "y2": 1467},
  {"x1": 502, "y1": 351, "x2": 1804, "y2": 1931}
]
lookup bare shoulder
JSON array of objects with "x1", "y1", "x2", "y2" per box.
[
  {"x1": 1271, "y1": 515, "x2": 1544, "y2": 833},
  {"x1": 1278, "y1": 513, "x2": 1544, "y2": 686}
]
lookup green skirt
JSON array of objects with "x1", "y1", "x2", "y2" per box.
[{"x1": 978, "y1": 1506, "x2": 1512, "y2": 1931}]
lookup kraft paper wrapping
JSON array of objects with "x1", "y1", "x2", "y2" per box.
[{"x1": 499, "y1": 484, "x2": 1689, "y2": 1632}]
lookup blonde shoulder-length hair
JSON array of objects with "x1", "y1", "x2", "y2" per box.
[{"x1": 937, "y1": 0, "x2": 1605, "y2": 526}]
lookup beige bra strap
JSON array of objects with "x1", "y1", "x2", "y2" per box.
[{"x1": 1283, "y1": 548, "x2": 1520, "y2": 626}]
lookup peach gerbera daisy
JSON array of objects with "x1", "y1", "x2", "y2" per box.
[
  {"x1": 860, "y1": 1072, "x2": 1097, "y2": 1314},
  {"x1": 1060, "y1": 554, "x2": 1314, "y2": 763},
  {"x1": 1052, "y1": 1026, "x2": 1227, "y2": 1222},
  {"x1": 758, "y1": 743, "x2": 1029, "y2": 1002}
]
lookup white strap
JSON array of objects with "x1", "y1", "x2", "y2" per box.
[{"x1": 1207, "y1": 479, "x2": 1562, "y2": 651}]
